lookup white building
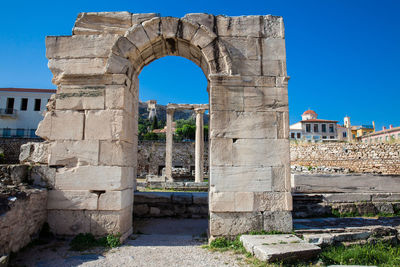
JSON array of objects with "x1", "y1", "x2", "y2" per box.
[
  {"x1": 0, "y1": 88, "x2": 56, "y2": 138},
  {"x1": 290, "y1": 110, "x2": 340, "y2": 142}
]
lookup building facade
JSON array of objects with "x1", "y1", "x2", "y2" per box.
[
  {"x1": 0, "y1": 88, "x2": 56, "y2": 138},
  {"x1": 360, "y1": 125, "x2": 400, "y2": 143},
  {"x1": 290, "y1": 110, "x2": 339, "y2": 142}
]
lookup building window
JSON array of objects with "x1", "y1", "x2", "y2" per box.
[
  {"x1": 297, "y1": 133, "x2": 301, "y2": 139},
  {"x1": 322, "y1": 136, "x2": 327, "y2": 139},
  {"x1": 34, "y1": 99, "x2": 41, "y2": 111},
  {"x1": 314, "y1": 124, "x2": 319, "y2": 132},
  {"x1": 20, "y1": 98, "x2": 28, "y2": 111},
  {"x1": 306, "y1": 124, "x2": 311, "y2": 133},
  {"x1": 343, "y1": 132, "x2": 347, "y2": 138},
  {"x1": 6, "y1": 98, "x2": 15, "y2": 114},
  {"x1": 329, "y1": 124, "x2": 334, "y2": 133},
  {"x1": 330, "y1": 136, "x2": 335, "y2": 139},
  {"x1": 322, "y1": 124, "x2": 326, "y2": 132},
  {"x1": 291, "y1": 132, "x2": 295, "y2": 139}
]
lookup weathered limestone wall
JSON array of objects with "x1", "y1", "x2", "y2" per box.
[
  {"x1": 291, "y1": 143, "x2": 400, "y2": 175},
  {"x1": 36, "y1": 12, "x2": 291, "y2": 239},
  {"x1": 0, "y1": 164, "x2": 48, "y2": 255},
  {"x1": 134, "y1": 192, "x2": 208, "y2": 218},
  {"x1": 138, "y1": 141, "x2": 208, "y2": 177}
]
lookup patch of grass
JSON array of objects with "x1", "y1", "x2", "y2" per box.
[
  {"x1": 69, "y1": 233, "x2": 121, "y2": 251},
  {"x1": 320, "y1": 242, "x2": 400, "y2": 266},
  {"x1": 205, "y1": 236, "x2": 246, "y2": 254}
]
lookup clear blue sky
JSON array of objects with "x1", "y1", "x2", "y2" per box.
[{"x1": 1, "y1": 0, "x2": 399, "y2": 129}]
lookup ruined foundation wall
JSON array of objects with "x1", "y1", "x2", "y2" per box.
[
  {"x1": 138, "y1": 141, "x2": 208, "y2": 177},
  {"x1": 291, "y1": 143, "x2": 400, "y2": 175}
]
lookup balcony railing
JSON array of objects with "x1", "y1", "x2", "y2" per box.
[
  {"x1": 0, "y1": 128, "x2": 40, "y2": 138},
  {"x1": 0, "y1": 109, "x2": 18, "y2": 118}
]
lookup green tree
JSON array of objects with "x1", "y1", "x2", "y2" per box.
[{"x1": 151, "y1": 116, "x2": 158, "y2": 130}]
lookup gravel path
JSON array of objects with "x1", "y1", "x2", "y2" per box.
[{"x1": 11, "y1": 219, "x2": 248, "y2": 267}]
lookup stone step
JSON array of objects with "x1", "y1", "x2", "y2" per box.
[{"x1": 240, "y1": 234, "x2": 320, "y2": 263}]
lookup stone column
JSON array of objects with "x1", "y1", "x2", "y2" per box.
[
  {"x1": 195, "y1": 109, "x2": 205, "y2": 183},
  {"x1": 165, "y1": 108, "x2": 174, "y2": 181}
]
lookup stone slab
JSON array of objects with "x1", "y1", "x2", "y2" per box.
[
  {"x1": 293, "y1": 174, "x2": 400, "y2": 193},
  {"x1": 240, "y1": 234, "x2": 320, "y2": 263}
]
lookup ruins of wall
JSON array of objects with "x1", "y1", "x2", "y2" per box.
[
  {"x1": 134, "y1": 192, "x2": 208, "y2": 218},
  {"x1": 291, "y1": 143, "x2": 400, "y2": 175},
  {"x1": 0, "y1": 165, "x2": 48, "y2": 255},
  {"x1": 0, "y1": 138, "x2": 42, "y2": 164},
  {"x1": 138, "y1": 141, "x2": 208, "y2": 177}
]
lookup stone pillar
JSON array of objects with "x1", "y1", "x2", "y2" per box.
[
  {"x1": 165, "y1": 108, "x2": 174, "y2": 181},
  {"x1": 195, "y1": 109, "x2": 205, "y2": 183}
]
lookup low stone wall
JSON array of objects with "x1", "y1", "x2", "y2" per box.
[
  {"x1": 133, "y1": 192, "x2": 208, "y2": 218},
  {"x1": 137, "y1": 181, "x2": 208, "y2": 191},
  {"x1": 293, "y1": 193, "x2": 400, "y2": 218},
  {"x1": 291, "y1": 143, "x2": 400, "y2": 175},
  {"x1": 0, "y1": 188, "x2": 47, "y2": 255},
  {"x1": 138, "y1": 141, "x2": 209, "y2": 177}
]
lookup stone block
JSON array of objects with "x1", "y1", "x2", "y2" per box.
[
  {"x1": 253, "y1": 192, "x2": 292, "y2": 212},
  {"x1": 220, "y1": 36, "x2": 260, "y2": 60},
  {"x1": 47, "y1": 210, "x2": 91, "y2": 235},
  {"x1": 49, "y1": 140, "x2": 99, "y2": 166},
  {"x1": 132, "y1": 13, "x2": 159, "y2": 25},
  {"x1": 272, "y1": 166, "x2": 291, "y2": 192},
  {"x1": 134, "y1": 192, "x2": 172, "y2": 204},
  {"x1": 98, "y1": 189, "x2": 133, "y2": 210},
  {"x1": 209, "y1": 138, "x2": 233, "y2": 166},
  {"x1": 209, "y1": 192, "x2": 234, "y2": 212},
  {"x1": 183, "y1": 13, "x2": 215, "y2": 31},
  {"x1": 73, "y1": 12, "x2": 132, "y2": 35},
  {"x1": 209, "y1": 212, "x2": 263, "y2": 237},
  {"x1": 232, "y1": 139, "x2": 290, "y2": 166},
  {"x1": 99, "y1": 141, "x2": 135, "y2": 167},
  {"x1": 48, "y1": 58, "x2": 106, "y2": 80},
  {"x1": 193, "y1": 192, "x2": 208, "y2": 205},
  {"x1": 46, "y1": 35, "x2": 119, "y2": 59},
  {"x1": 172, "y1": 192, "x2": 193, "y2": 204},
  {"x1": 36, "y1": 111, "x2": 84, "y2": 141},
  {"x1": 210, "y1": 111, "x2": 278, "y2": 139},
  {"x1": 55, "y1": 88, "x2": 105, "y2": 110},
  {"x1": 88, "y1": 206, "x2": 132, "y2": 236},
  {"x1": 30, "y1": 165, "x2": 56, "y2": 188},
  {"x1": 125, "y1": 24, "x2": 152, "y2": 52},
  {"x1": 262, "y1": 60, "x2": 287, "y2": 76},
  {"x1": 85, "y1": 110, "x2": 133, "y2": 141},
  {"x1": 106, "y1": 54, "x2": 132, "y2": 74},
  {"x1": 262, "y1": 15, "x2": 285, "y2": 39},
  {"x1": 55, "y1": 166, "x2": 133, "y2": 190},
  {"x1": 191, "y1": 25, "x2": 216, "y2": 49},
  {"x1": 233, "y1": 59, "x2": 261, "y2": 76},
  {"x1": 209, "y1": 86, "x2": 244, "y2": 112},
  {"x1": 235, "y1": 192, "x2": 254, "y2": 212},
  {"x1": 105, "y1": 86, "x2": 134, "y2": 113},
  {"x1": 161, "y1": 17, "x2": 179, "y2": 39},
  {"x1": 216, "y1": 15, "x2": 262, "y2": 37},
  {"x1": 263, "y1": 211, "x2": 293, "y2": 232},
  {"x1": 243, "y1": 87, "x2": 288, "y2": 112},
  {"x1": 262, "y1": 39, "x2": 286, "y2": 61},
  {"x1": 323, "y1": 193, "x2": 372, "y2": 203},
  {"x1": 47, "y1": 190, "x2": 98, "y2": 210},
  {"x1": 19, "y1": 142, "x2": 49, "y2": 164},
  {"x1": 210, "y1": 166, "x2": 273, "y2": 192},
  {"x1": 240, "y1": 235, "x2": 320, "y2": 263}
]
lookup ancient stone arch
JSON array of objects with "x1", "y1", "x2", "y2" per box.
[{"x1": 37, "y1": 12, "x2": 291, "y2": 240}]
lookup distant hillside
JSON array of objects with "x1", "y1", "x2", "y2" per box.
[{"x1": 138, "y1": 101, "x2": 209, "y2": 124}]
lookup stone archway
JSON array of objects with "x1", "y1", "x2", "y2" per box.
[{"x1": 37, "y1": 12, "x2": 291, "y2": 240}]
